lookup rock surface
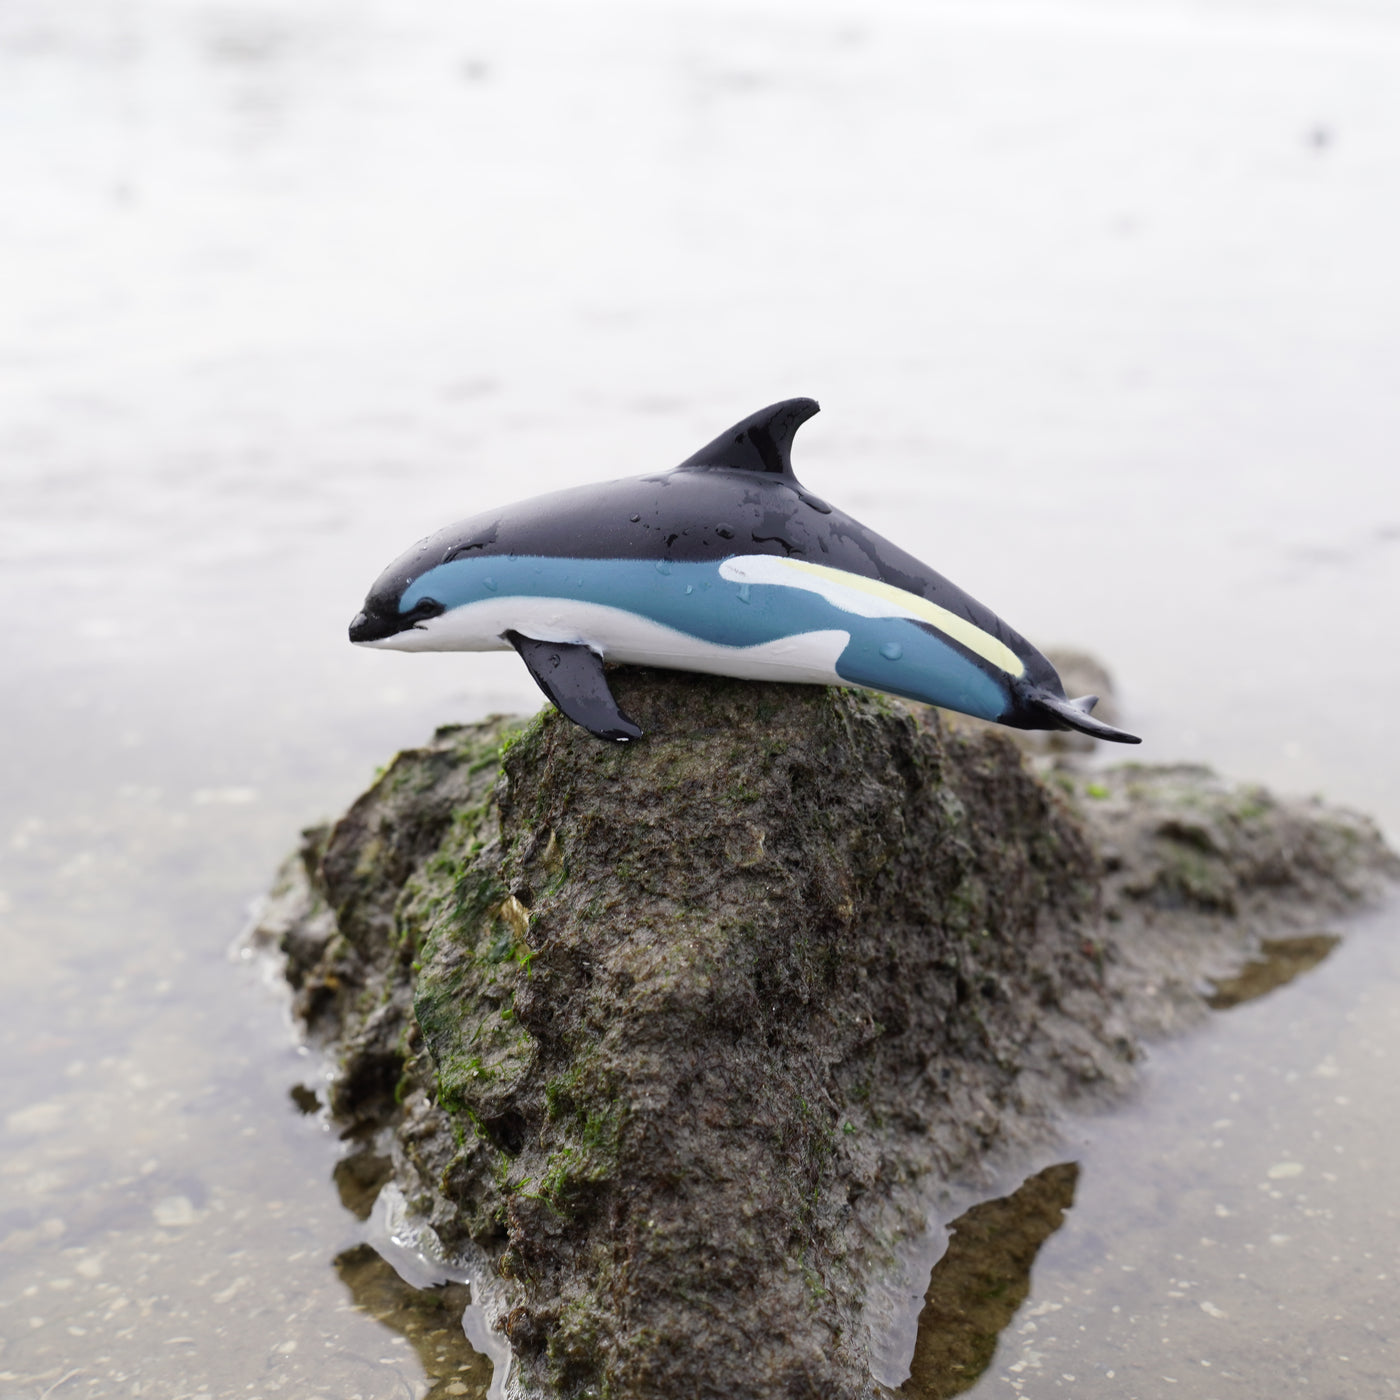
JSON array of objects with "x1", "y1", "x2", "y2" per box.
[{"x1": 252, "y1": 669, "x2": 1397, "y2": 1400}]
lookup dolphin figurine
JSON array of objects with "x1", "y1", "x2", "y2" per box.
[{"x1": 349, "y1": 398, "x2": 1140, "y2": 745}]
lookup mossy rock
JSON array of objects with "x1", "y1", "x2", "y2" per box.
[{"x1": 253, "y1": 669, "x2": 1397, "y2": 1400}]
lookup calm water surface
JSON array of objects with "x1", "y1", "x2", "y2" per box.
[{"x1": 3, "y1": 0, "x2": 1399, "y2": 1394}]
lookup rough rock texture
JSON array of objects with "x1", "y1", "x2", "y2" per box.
[
  {"x1": 252, "y1": 669, "x2": 1398, "y2": 1400},
  {"x1": 1070, "y1": 761, "x2": 1390, "y2": 1036}
]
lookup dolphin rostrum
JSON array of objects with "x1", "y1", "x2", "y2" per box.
[{"x1": 349, "y1": 399, "x2": 1140, "y2": 745}]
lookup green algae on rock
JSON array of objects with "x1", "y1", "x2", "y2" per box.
[{"x1": 251, "y1": 669, "x2": 1398, "y2": 1400}]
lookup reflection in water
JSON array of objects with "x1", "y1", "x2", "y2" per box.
[
  {"x1": 1205, "y1": 934, "x2": 1340, "y2": 1011},
  {"x1": 289, "y1": 1082, "x2": 321, "y2": 1115},
  {"x1": 900, "y1": 1163, "x2": 1079, "y2": 1399},
  {"x1": 335, "y1": 1144, "x2": 396, "y2": 1221},
  {"x1": 333, "y1": 1244, "x2": 493, "y2": 1400}
]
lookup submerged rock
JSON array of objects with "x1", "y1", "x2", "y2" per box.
[{"x1": 253, "y1": 669, "x2": 1397, "y2": 1400}]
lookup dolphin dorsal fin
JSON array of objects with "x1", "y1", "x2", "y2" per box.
[{"x1": 676, "y1": 397, "x2": 820, "y2": 478}]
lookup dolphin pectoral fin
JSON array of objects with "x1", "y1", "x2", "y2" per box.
[
  {"x1": 505, "y1": 631, "x2": 644, "y2": 743},
  {"x1": 1031, "y1": 690, "x2": 1141, "y2": 745}
]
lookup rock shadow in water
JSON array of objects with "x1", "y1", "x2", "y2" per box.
[
  {"x1": 333, "y1": 1241, "x2": 494, "y2": 1400},
  {"x1": 899, "y1": 1163, "x2": 1079, "y2": 1399},
  {"x1": 1205, "y1": 933, "x2": 1341, "y2": 1010}
]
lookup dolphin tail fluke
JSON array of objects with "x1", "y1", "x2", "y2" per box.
[
  {"x1": 506, "y1": 632, "x2": 644, "y2": 743},
  {"x1": 1030, "y1": 690, "x2": 1141, "y2": 745}
]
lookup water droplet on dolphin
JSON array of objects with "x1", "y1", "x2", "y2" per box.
[
  {"x1": 484, "y1": 577, "x2": 498, "y2": 593},
  {"x1": 880, "y1": 642, "x2": 903, "y2": 660},
  {"x1": 655, "y1": 559, "x2": 673, "y2": 576},
  {"x1": 737, "y1": 583, "x2": 752, "y2": 604},
  {"x1": 684, "y1": 584, "x2": 694, "y2": 595},
  {"x1": 629, "y1": 514, "x2": 641, "y2": 523}
]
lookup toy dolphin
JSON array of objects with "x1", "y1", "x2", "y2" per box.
[{"x1": 349, "y1": 399, "x2": 1140, "y2": 745}]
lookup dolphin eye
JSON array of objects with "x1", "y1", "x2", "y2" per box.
[{"x1": 403, "y1": 596, "x2": 445, "y2": 621}]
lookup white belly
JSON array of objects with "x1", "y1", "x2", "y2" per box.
[{"x1": 363, "y1": 596, "x2": 850, "y2": 686}]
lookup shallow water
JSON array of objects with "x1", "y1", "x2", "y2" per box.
[
  {"x1": 950, "y1": 906, "x2": 1400, "y2": 1398},
  {"x1": 3, "y1": 0, "x2": 1400, "y2": 1394}
]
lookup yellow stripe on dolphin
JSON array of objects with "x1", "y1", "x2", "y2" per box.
[{"x1": 763, "y1": 558, "x2": 1026, "y2": 679}]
